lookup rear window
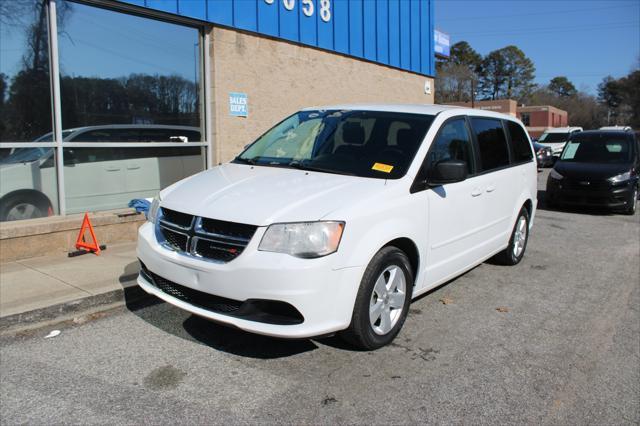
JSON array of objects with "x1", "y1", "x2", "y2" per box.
[
  {"x1": 507, "y1": 121, "x2": 533, "y2": 163},
  {"x1": 470, "y1": 118, "x2": 510, "y2": 172}
]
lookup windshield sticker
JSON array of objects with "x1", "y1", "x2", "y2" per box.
[
  {"x1": 563, "y1": 143, "x2": 579, "y2": 159},
  {"x1": 372, "y1": 162, "x2": 394, "y2": 173}
]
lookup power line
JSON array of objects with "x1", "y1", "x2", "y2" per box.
[
  {"x1": 436, "y1": 3, "x2": 634, "y2": 22},
  {"x1": 454, "y1": 20, "x2": 639, "y2": 36}
]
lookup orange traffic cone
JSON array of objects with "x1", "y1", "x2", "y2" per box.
[{"x1": 69, "y1": 213, "x2": 106, "y2": 257}]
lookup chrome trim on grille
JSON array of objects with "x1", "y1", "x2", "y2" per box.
[{"x1": 157, "y1": 209, "x2": 256, "y2": 263}]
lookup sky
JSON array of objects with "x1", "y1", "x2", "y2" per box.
[{"x1": 434, "y1": 0, "x2": 640, "y2": 94}]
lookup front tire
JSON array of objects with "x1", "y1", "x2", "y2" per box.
[
  {"x1": 624, "y1": 185, "x2": 638, "y2": 215},
  {"x1": 340, "y1": 246, "x2": 413, "y2": 350},
  {"x1": 493, "y1": 207, "x2": 530, "y2": 265}
]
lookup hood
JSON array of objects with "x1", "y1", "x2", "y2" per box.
[
  {"x1": 554, "y1": 161, "x2": 632, "y2": 180},
  {"x1": 160, "y1": 163, "x2": 388, "y2": 226}
]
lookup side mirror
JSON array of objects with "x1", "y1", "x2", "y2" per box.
[{"x1": 427, "y1": 159, "x2": 468, "y2": 186}]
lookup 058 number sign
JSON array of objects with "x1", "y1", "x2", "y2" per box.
[{"x1": 264, "y1": 0, "x2": 331, "y2": 22}]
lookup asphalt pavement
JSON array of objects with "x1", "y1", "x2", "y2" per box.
[{"x1": 1, "y1": 169, "x2": 639, "y2": 425}]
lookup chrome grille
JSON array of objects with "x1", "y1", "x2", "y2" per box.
[{"x1": 158, "y1": 208, "x2": 257, "y2": 262}]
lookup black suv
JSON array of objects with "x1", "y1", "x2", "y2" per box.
[{"x1": 546, "y1": 129, "x2": 639, "y2": 215}]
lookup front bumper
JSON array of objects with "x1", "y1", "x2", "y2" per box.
[
  {"x1": 136, "y1": 222, "x2": 364, "y2": 338},
  {"x1": 546, "y1": 178, "x2": 636, "y2": 208}
]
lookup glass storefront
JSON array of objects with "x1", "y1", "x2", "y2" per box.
[{"x1": 0, "y1": 0, "x2": 207, "y2": 222}]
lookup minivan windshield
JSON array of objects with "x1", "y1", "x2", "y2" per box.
[
  {"x1": 560, "y1": 134, "x2": 633, "y2": 164},
  {"x1": 234, "y1": 110, "x2": 434, "y2": 179},
  {"x1": 539, "y1": 132, "x2": 569, "y2": 143}
]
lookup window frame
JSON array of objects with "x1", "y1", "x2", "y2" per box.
[
  {"x1": 0, "y1": 0, "x2": 212, "y2": 219},
  {"x1": 410, "y1": 115, "x2": 478, "y2": 194},
  {"x1": 468, "y1": 116, "x2": 513, "y2": 175},
  {"x1": 504, "y1": 119, "x2": 535, "y2": 166}
]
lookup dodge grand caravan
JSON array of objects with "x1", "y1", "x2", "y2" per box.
[{"x1": 137, "y1": 105, "x2": 537, "y2": 349}]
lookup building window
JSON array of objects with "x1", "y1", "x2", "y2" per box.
[
  {"x1": 520, "y1": 113, "x2": 530, "y2": 127},
  {"x1": 0, "y1": 1, "x2": 208, "y2": 221}
]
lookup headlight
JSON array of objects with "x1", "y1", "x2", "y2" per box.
[
  {"x1": 608, "y1": 171, "x2": 631, "y2": 184},
  {"x1": 549, "y1": 169, "x2": 564, "y2": 180},
  {"x1": 148, "y1": 195, "x2": 161, "y2": 224},
  {"x1": 258, "y1": 221, "x2": 345, "y2": 258}
]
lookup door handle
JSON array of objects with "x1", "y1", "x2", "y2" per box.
[
  {"x1": 471, "y1": 188, "x2": 483, "y2": 197},
  {"x1": 486, "y1": 185, "x2": 496, "y2": 193},
  {"x1": 127, "y1": 165, "x2": 141, "y2": 170},
  {"x1": 105, "y1": 166, "x2": 120, "y2": 172}
]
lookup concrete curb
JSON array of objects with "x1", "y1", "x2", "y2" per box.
[{"x1": 0, "y1": 281, "x2": 154, "y2": 334}]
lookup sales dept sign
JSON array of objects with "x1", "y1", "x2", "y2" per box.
[{"x1": 229, "y1": 92, "x2": 248, "y2": 117}]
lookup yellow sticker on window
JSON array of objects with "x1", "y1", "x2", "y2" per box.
[{"x1": 372, "y1": 162, "x2": 394, "y2": 173}]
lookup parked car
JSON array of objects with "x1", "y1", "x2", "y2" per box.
[
  {"x1": 137, "y1": 105, "x2": 538, "y2": 350},
  {"x1": 600, "y1": 126, "x2": 632, "y2": 132},
  {"x1": 533, "y1": 141, "x2": 554, "y2": 167},
  {"x1": 537, "y1": 126, "x2": 583, "y2": 157},
  {"x1": 0, "y1": 125, "x2": 201, "y2": 221},
  {"x1": 546, "y1": 130, "x2": 639, "y2": 214}
]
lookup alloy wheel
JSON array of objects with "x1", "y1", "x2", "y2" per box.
[{"x1": 369, "y1": 265, "x2": 407, "y2": 335}]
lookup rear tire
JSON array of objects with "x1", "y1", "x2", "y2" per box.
[
  {"x1": 493, "y1": 207, "x2": 530, "y2": 266},
  {"x1": 340, "y1": 246, "x2": 413, "y2": 350}
]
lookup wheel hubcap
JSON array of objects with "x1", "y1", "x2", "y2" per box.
[
  {"x1": 512, "y1": 216, "x2": 527, "y2": 258},
  {"x1": 369, "y1": 265, "x2": 407, "y2": 335},
  {"x1": 6, "y1": 203, "x2": 39, "y2": 221}
]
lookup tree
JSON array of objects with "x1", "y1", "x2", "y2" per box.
[
  {"x1": 478, "y1": 50, "x2": 507, "y2": 100},
  {"x1": 479, "y1": 46, "x2": 535, "y2": 101},
  {"x1": 598, "y1": 71, "x2": 640, "y2": 127},
  {"x1": 448, "y1": 41, "x2": 482, "y2": 71},
  {"x1": 548, "y1": 76, "x2": 577, "y2": 98},
  {"x1": 435, "y1": 41, "x2": 482, "y2": 104}
]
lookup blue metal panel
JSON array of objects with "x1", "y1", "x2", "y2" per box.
[
  {"x1": 233, "y1": 0, "x2": 258, "y2": 31},
  {"x1": 207, "y1": 0, "x2": 233, "y2": 26},
  {"x1": 420, "y1": 0, "x2": 430, "y2": 74},
  {"x1": 362, "y1": 0, "x2": 376, "y2": 61},
  {"x1": 388, "y1": 0, "x2": 400, "y2": 68},
  {"x1": 127, "y1": 0, "x2": 435, "y2": 76},
  {"x1": 348, "y1": 0, "x2": 363, "y2": 57},
  {"x1": 299, "y1": 0, "x2": 317, "y2": 45},
  {"x1": 429, "y1": 0, "x2": 435, "y2": 75},
  {"x1": 278, "y1": 0, "x2": 299, "y2": 41},
  {"x1": 257, "y1": 0, "x2": 279, "y2": 36},
  {"x1": 177, "y1": 0, "x2": 206, "y2": 20},
  {"x1": 333, "y1": 0, "x2": 349, "y2": 54},
  {"x1": 317, "y1": 0, "x2": 334, "y2": 50},
  {"x1": 375, "y1": 0, "x2": 388, "y2": 64},
  {"x1": 146, "y1": 0, "x2": 177, "y2": 14},
  {"x1": 410, "y1": 0, "x2": 420, "y2": 73},
  {"x1": 399, "y1": 0, "x2": 410, "y2": 70}
]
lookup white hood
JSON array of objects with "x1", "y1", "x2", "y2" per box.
[{"x1": 160, "y1": 163, "x2": 387, "y2": 226}]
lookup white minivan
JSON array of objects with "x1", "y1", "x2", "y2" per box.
[{"x1": 137, "y1": 105, "x2": 537, "y2": 349}]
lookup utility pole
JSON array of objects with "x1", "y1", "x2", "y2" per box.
[{"x1": 471, "y1": 79, "x2": 475, "y2": 108}]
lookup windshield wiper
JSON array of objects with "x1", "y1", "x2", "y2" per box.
[
  {"x1": 286, "y1": 160, "x2": 356, "y2": 176},
  {"x1": 233, "y1": 156, "x2": 258, "y2": 165}
]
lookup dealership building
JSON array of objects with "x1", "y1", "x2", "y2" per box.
[{"x1": 0, "y1": 0, "x2": 436, "y2": 259}]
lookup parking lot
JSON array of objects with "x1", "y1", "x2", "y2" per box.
[{"x1": 1, "y1": 169, "x2": 638, "y2": 425}]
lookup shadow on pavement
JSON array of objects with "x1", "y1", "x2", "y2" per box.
[
  {"x1": 119, "y1": 261, "x2": 319, "y2": 358},
  {"x1": 537, "y1": 189, "x2": 621, "y2": 216},
  {"x1": 182, "y1": 315, "x2": 319, "y2": 359}
]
